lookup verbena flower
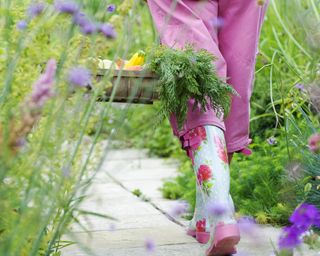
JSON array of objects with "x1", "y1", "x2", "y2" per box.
[
  {"x1": 278, "y1": 204, "x2": 320, "y2": 252},
  {"x1": 278, "y1": 226, "x2": 302, "y2": 250},
  {"x1": 73, "y1": 12, "x2": 87, "y2": 26},
  {"x1": 289, "y1": 203, "x2": 319, "y2": 230},
  {"x1": 108, "y1": 223, "x2": 116, "y2": 232},
  {"x1": 16, "y1": 20, "x2": 28, "y2": 30},
  {"x1": 144, "y1": 238, "x2": 155, "y2": 253},
  {"x1": 169, "y1": 201, "x2": 189, "y2": 218},
  {"x1": 80, "y1": 20, "x2": 97, "y2": 35},
  {"x1": 294, "y1": 83, "x2": 305, "y2": 92},
  {"x1": 267, "y1": 136, "x2": 277, "y2": 145},
  {"x1": 73, "y1": 12, "x2": 97, "y2": 35},
  {"x1": 237, "y1": 216, "x2": 257, "y2": 236},
  {"x1": 54, "y1": 0, "x2": 80, "y2": 14},
  {"x1": 27, "y1": 3, "x2": 45, "y2": 18},
  {"x1": 30, "y1": 59, "x2": 56, "y2": 107},
  {"x1": 67, "y1": 67, "x2": 91, "y2": 87},
  {"x1": 206, "y1": 200, "x2": 228, "y2": 217},
  {"x1": 308, "y1": 133, "x2": 320, "y2": 153},
  {"x1": 107, "y1": 4, "x2": 116, "y2": 13},
  {"x1": 99, "y1": 23, "x2": 116, "y2": 39}
]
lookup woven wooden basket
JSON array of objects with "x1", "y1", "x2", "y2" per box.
[{"x1": 96, "y1": 69, "x2": 159, "y2": 104}]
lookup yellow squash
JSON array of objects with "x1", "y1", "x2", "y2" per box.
[{"x1": 124, "y1": 50, "x2": 146, "y2": 68}]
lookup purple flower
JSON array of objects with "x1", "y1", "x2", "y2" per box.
[
  {"x1": 107, "y1": 4, "x2": 116, "y2": 13},
  {"x1": 267, "y1": 136, "x2": 277, "y2": 145},
  {"x1": 54, "y1": 0, "x2": 80, "y2": 14},
  {"x1": 289, "y1": 203, "x2": 319, "y2": 230},
  {"x1": 99, "y1": 23, "x2": 117, "y2": 39},
  {"x1": 27, "y1": 3, "x2": 45, "y2": 18},
  {"x1": 16, "y1": 20, "x2": 28, "y2": 30},
  {"x1": 73, "y1": 12, "x2": 87, "y2": 26},
  {"x1": 206, "y1": 201, "x2": 228, "y2": 217},
  {"x1": 189, "y1": 56, "x2": 197, "y2": 64},
  {"x1": 144, "y1": 238, "x2": 155, "y2": 253},
  {"x1": 278, "y1": 226, "x2": 302, "y2": 250},
  {"x1": 308, "y1": 133, "x2": 320, "y2": 153},
  {"x1": 30, "y1": 59, "x2": 57, "y2": 107},
  {"x1": 108, "y1": 223, "x2": 116, "y2": 232},
  {"x1": 67, "y1": 67, "x2": 91, "y2": 87},
  {"x1": 294, "y1": 83, "x2": 305, "y2": 92},
  {"x1": 73, "y1": 12, "x2": 97, "y2": 35},
  {"x1": 169, "y1": 201, "x2": 189, "y2": 218},
  {"x1": 212, "y1": 17, "x2": 224, "y2": 29},
  {"x1": 314, "y1": 211, "x2": 320, "y2": 228},
  {"x1": 80, "y1": 20, "x2": 97, "y2": 35},
  {"x1": 237, "y1": 216, "x2": 257, "y2": 236}
]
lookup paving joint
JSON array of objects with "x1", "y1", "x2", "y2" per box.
[{"x1": 103, "y1": 168, "x2": 186, "y2": 229}]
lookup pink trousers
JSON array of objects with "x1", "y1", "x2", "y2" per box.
[{"x1": 147, "y1": 0, "x2": 269, "y2": 153}]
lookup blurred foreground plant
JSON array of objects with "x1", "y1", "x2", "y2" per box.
[{"x1": 0, "y1": 0, "x2": 150, "y2": 255}]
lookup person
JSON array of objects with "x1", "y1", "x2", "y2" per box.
[{"x1": 146, "y1": 0, "x2": 269, "y2": 255}]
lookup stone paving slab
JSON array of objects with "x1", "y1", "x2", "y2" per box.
[
  {"x1": 71, "y1": 213, "x2": 178, "y2": 232},
  {"x1": 63, "y1": 242, "x2": 205, "y2": 256},
  {"x1": 99, "y1": 167, "x2": 178, "y2": 182},
  {"x1": 63, "y1": 149, "x2": 319, "y2": 256},
  {"x1": 65, "y1": 226, "x2": 197, "y2": 249}
]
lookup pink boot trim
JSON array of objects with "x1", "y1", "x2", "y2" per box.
[
  {"x1": 206, "y1": 223, "x2": 240, "y2": 256},
  {"x1": 186, "y1": 229, "x2": 210, "y2": 244},
  {"x1": 186, "y1": 228, "x2": 196, "y2": 238},
  {"x1": 196, "y1": 231, "x2": 210, "y2": 244}
]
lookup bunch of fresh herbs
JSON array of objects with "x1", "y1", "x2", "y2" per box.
[{"x1": 147, "y1": 44, "x2": 237, "y2": 128}]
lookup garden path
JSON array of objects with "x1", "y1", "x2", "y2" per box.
[{"x1": 62, "y1": 148, "x2": 318, "y2": 256}]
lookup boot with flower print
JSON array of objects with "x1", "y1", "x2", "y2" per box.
[
  {"x1": 181, "y1": 125, "x2": 240, "y2": 253},
  {"x1": 187, "y1": 193, "x2": 235, "y2": 245},
  {"x1": 186, "y1": 181, "x2": 211, "y2": 244}
]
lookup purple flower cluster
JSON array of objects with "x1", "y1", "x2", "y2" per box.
[
  {"x1": 27, "y1": 2, "x2": 45, "y2": 18},
  {"x1": 73, "y1": 12, "x2": 97, "y2": 35},
  {"x1": 67, "y1": 67, "x2": 91, "y2": 87},
  {"x1": 54, "y1": 0, "x2": 80, "y2": 14},
  {"x1": 278, "y1": 203, "x2": 320, "y2": 251},
  {"x1": 30, "y1": 59, "x2": 56, "y2": 108},
  {"x1": 206, "y1": 200, "x2": 228, "y2": 217},
  {"x1": 23, "y1": 1, "x2": 116, "y2": 38},
  {"x1": 99, "y1": 23, "x2": 117, "y2": 39},
  {"x1": 16, "y1": 20, "x2": 28, "y2": 30},
  {"x1": 53, "y1": 0, "x2": 116, "y2": 38},
  {"x1": 169, "y1": 201, "x2": 189, "y2": 218}
]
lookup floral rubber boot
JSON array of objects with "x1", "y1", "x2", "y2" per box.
[{"x1": 180, "y1": 125, "x2": 240, "y2": 253}]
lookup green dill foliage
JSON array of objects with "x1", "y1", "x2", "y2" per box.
[{"x1": 148, "y1": 44, "x2": 237, "y2": 128}]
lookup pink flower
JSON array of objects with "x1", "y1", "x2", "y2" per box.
[
  {"x1": 215, "y1": 136, "x2": 228, "y2": 164},
  {"x1": 197, "y1": 165, "x2": 212, "y2": 184},
  {"x1": 196, "y1": 218, "x2": 206, "y2": 232},
  {"x1": 194, "y1": 126, "x2": 206, "y2": 141},
  {"x1": 308, "y1": 133, "x2": 320, "y2": 153}
]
